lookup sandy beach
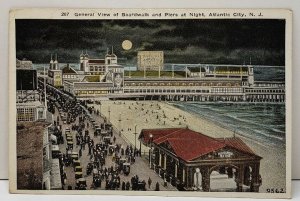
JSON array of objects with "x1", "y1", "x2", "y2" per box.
[{"x1": 90, "y1": 100, "x2": 286, "y2": 192}]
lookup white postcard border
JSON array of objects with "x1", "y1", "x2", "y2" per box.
[{"x1": 8, "y1": 8, "x2": 292, "y2": 198}]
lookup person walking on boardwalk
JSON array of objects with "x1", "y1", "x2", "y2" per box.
[
  {"x1": 125, "y1": 181, "x2": 130, "y2": 190},
  {"x1": 122, "y1": 181, "x2": 126, "y2": 190},
  {"x1": 155, "y1": 182, "x2": 160, "y2": 191},
  {"x1": 148, "y1": 177, "x2": 152, "y2": 189},
  {"x1": 79, "y1": 148, "x2": 82, "y2": 158}
]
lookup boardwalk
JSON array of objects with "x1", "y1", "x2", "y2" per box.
[{"x1": 55, "y1": 104, "x2": 177, "y2": 191}]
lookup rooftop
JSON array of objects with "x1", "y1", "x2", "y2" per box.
[
  {"x1": 140, "y1": 127, "x2": 259, "y2": 162},
  {"x1": 82, "y1": 75, "x2": 100, "y2": 82},
  {"x1": 62, "y1": 65, "x2": 77, "y2": 74},
  {"x1": 124, "y1": 71, "x2": 188, "y2": 78},
  {"x1": 88, "y1": 59, "x2": 105, "y2": 64}
]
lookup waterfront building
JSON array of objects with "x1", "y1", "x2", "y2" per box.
[
  {"x1": 137, "y1": 51, "x2": 164, "y2": 71},
  {"x1": 63, "y1": 49, "x2": 124, "y2": 98},
  {"x1": 16, "y1": 61, "x2": 61, "y2": 190},
  {"x1": 79, "y1": 48, "x2": 118, "y2": 74},
  {"x1": 139, "y1": 128, "x2": 262, "y2": 192},
  {"x1": 45, "y1": 49, "x2": 285, "y2": 102},
  {"x1": 16, "y1": 69, "x2": 46, "y2": 121},
  {"x1": 49, "y1": 54, "x2": 59, "y2": 70},
  {"x1": 63, "y1": 68, "x2": 124, "y2": 98},
  {"x1": 16, "y1": 101, "x2": 46, "y2": 122},
  {"x1": 47, "y1": 70, "x2": 63, "y2": 88},
  {"x1": 62, "y1": 62, "x2": 284, "y2": 102},
  {"x1": 61, "y1": 64, "x2": 80, "y2": 81}
]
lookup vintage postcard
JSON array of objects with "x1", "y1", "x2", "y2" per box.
[{"x1": 9, "y1": 8, "x2": 292, "y2": 198}]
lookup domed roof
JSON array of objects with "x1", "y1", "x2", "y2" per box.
[
  {"x1": 53, "y1": 54, "x2": 58, "y2": 63},
  {"x1": 105, "y1": 46, "x2": 117, "y2": 57},
  {"x1": 50, "y1": 54, "x2": 54, "y2": 63},
  {"x1": 84, "y1": 50, "x2": 89, "y2": 58},
  {"x1": 80, "y1": 51, "x2": 84, "y2": 58}
]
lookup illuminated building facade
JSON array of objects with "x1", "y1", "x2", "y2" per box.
[{"x1": 137, "y1": 51, "x2": 164, "y2": 71}]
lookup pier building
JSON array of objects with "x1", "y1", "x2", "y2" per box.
[{"x1": 44, "y1": 50, "x2": 285, "y2": 102}]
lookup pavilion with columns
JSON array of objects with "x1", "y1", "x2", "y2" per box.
[{"x1": 138, "y1": 127, "x2": 262, "y2": 192}]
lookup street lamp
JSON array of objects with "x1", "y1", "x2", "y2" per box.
[
  {"x1": 134, "y1": 125, "x2": 137, "y2": 151},
  {"x1": 149, "y1": 133, "x2": 153, "y2": 169},
  {"x1": 108, "y1": 106, "x2": 111, "y2": 123},
  {"x1": 118, "y1": 113, "x2": 122, "y2": 136},
  {"x1": 99, "y1": 101, "x2": 102, "y2": 117}
]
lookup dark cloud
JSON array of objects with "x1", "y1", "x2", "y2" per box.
[{"x1": 16, "y1": 19, "x2": 285, "y2": 65}]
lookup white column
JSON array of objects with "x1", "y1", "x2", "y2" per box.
[
  {"x1": 159, "y1": 153, "x2": 162, "y2": 166},
  {"x1": 199, "y1": 66, "x2": 201, "y2": 78},
  {"x1": 149, "y1": 148, "x2": 152, "y2": 168},
  {"x1": 214, "y1": 66, "x2": 216, "y2": 78},
  {"x1": 185, "y1": 66, "x2": 188, "y2": 78},
  {"x1": 175, "y1": 164, "x2": 178, "y2": 178},
  {"x1": 164, "y1": 154, "x2": 167, "y2": 170},
  {"x1": 158, "y1": 65, "x2": 161, "y2": 78},
  {"x1": 172, "y1": 64, "x2": 174, "y2": 78},
  {"x1": 183, "y1": 168, "x2": 185, "y2": 183}
]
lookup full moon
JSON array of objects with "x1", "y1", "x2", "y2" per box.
[{"x1": 122, "y1": 40, "x2": 133, "y2": 50}]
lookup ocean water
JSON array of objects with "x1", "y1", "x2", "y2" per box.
[{"x1": 171, "y1": 102, "x2": 286, "y2": 148}]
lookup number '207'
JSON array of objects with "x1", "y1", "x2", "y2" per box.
[{"x1": 61, "y1": 12, "x2": 69, "y2": 16}]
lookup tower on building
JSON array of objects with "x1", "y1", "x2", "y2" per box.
[
  {"x1": 247, "y1": 56, "x2": 254, "y2": 86},
  {"x1": 49, "y1": 54, "x2": 54, "y2": 70},
  {"x1": 83, "y1": 50, "x2": 89, "y2": 72},
  {"x1": 248, "y1": 65, "x2": 254, "y2": 86},
  {"x1": 80, "y1": 51, "x2": 84, "y2": 71},
  {"x1": 53, "y1": 54, "x2": 58, "y2": 70},
  {"x1": 105, "y1": 46, "x2": 118, "y2": 65}
]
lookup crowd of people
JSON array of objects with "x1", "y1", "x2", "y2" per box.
[{"x1": 44, "y1": 86, "x2": 165, "y2": 191}]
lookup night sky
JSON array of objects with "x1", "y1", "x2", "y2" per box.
[{"x1": 16, "y1": 19, "x2": 285, "y2": 65}]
